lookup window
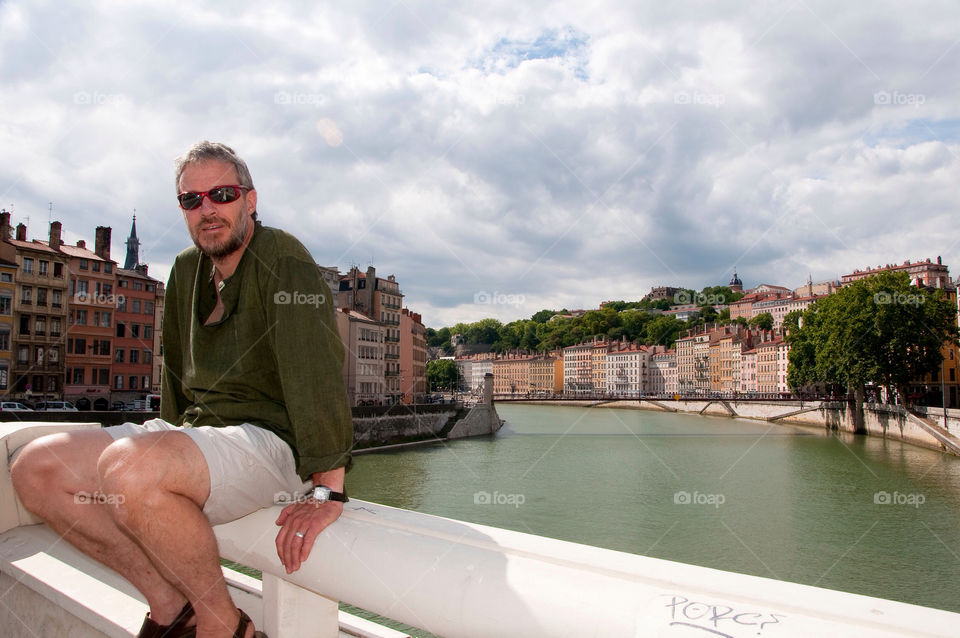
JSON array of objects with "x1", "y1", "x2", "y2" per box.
[
  {"x1": 0, "y1": 295, "x2": 10, "y2": 315},
  {"x1": 116, "y1": 322, "x2": 125, "y2": 337},
  {"x1": 76, "y1": 309, "x2": 87, "y2": 325},
  {"x1": 133, "y1": 281, "x2": 143, "y2": 291},
  {"x1": 49, "y1": 348, "x2": 58, "y2": 363},
  {"x1": 132, "y1": 300, "x2": 141, "y2": 313},
  {"x1": 0, "y1": 365, "x2": 7, "y2": 390},
  {"x1": 141, "y1": 375, "x2": 149, "y2": 390},
  {"x1": 47, "y1": 376, "x2": 57, "y2": 392},
  {"x1": 39, "y1": 261, "x2": 49, "y2": 275},
  {"x1": 100, "y1": 340, "x2": 110, "y2": 356},
  {"x1": 100, "y1": 311, "x2": 111, "y2": 327},
  {"x1": 117, "y1": 297, "x2": 126, "y2": 312},
  {"x1": 72, "y1": 368, "x2": 85, "y2": 384},
  {"x1": 144, "y1": 325, "x2": 153, "y2": 339},
  {"x1": 104, "y1": 263, "x2": 112, "y2": 274},
  {"x1": 54, "y1": 262, "x2": 63, "y2": 278},
  {"x1": 77, "y1": 280, "x2": 88, "y2": 294},
  {"x1": 79, "y1": 259, "x2": 88, "y2": 270},
  {"x1": 17, "y1": 345, "x2": 28, "y2": 363},
  {"x1": 146, "y1": 284, "x2": 155, "y2": 292},
  {"x1": 131, "y1": 324, "x2": 140, "y2": 338},
  {"x1": 51, "y1": 318, "x2": 61, "y2": 337},
  {"x1": 118, "y1": 279, "x2": 127, "y2": 288},
  {"x1": 36, "y1": 288, "x2": 47, "y2": 306},
  {"x1": 52, "y1": 289, "x2": 62, "y2": 307},
  {"x1": 144, "y1": 350, "x2": 152, "y2": 364},
  {"x1": 34, "y1": 347, "x2": 43, "y2": 365},
  {"x1": 92, "y1": 262, "x2": 100, "y2": 272},
  {"x1": 130, "y1": 349, "x2": 139, "y2": 364},
  {"x1": 19, "y1": 315, "x2": 30, "y2": 335},
  {"x1": 98, "y1": 368, "x2": 109, "y2": 385},
  {"x1": 103, "y1": 283, "x2": 113, "y2": 296},
  {"x1": 74, "y1": 337, "x2": 87, "y2": 353},
  {"x1": 35, "y1": 317, "x2": 45, "y2": 335},
  {"x1": 114, "y1": 375, "x2": 123, "y2": 390},
  {"x1": 21, "y1": 287, "x2": 32, "y2": 305},
  {"x1": 115, "y1": 348, "x2": 124, "y2": 363},
  {"x1": 129, "y1": 376, "x2": 138, "y2": 390},
  {"x1": 0, "y1": 330, "x2": 8, "y2": 351},
  {"x1": 22, "y1": 257, "x2": 33, "y2": 274},
  {"x1": 0, "y1": 272, "x2": 10, "y2": 282}
]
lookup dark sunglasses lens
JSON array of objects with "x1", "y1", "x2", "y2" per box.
[
  {"x1": 210, "y1": 186, "x2": 241, "y2": 203},
  {"x1": 178, "y1": 193, "x2": 203, "y2": 209}
]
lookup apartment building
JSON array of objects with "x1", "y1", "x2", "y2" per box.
[
  {"x1": 530, "y1": 355, "x2": 562, "y2": 394},
  {"x1": 336, "y1": 308, "x2": 385, "y2": 406},
  {"x1": 471, "y1": 356, "x2": 493, "y2": 395},
  {"x1": 399, "y1": 308, "x2": 427, "y2": 405},
  {"x1": 0, "y1": 247, "x2": 16, "y2": 394},
  {"x1": 3, "y1": 218, "x2": 69, "y2": 401},
  {"x1": 562, "y1": 342, "x2": 593, "y2": 394},
  {"x1": 605, "y1": 342, "x2": 648, "y2": 397},
  {"x1": 649, "y1": 347, "x2": 677, "y2": 395},
  {"x1": 63, "y1": 230, "x2": 117, "y2": 409},
  {"x1": 492, "y1": 355, "x2": 532, "y2": 396},
  {"x1": 591, "y1": 340, "x2": 610, "y2": 392},
  {"x1": 113, "y1": 266, "x2": 162, "y2": 404},
  {"x1": 842, "y1": 257, "x2": 950, "y2": 288}
]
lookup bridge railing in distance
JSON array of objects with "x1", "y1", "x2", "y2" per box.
[{"x1": 3, "y1": 422, "x2": 960, "y2": 637}]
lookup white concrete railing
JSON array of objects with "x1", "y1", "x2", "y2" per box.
[{"x1": 3, "y1": 422, "x2": 960, "y2": 637}]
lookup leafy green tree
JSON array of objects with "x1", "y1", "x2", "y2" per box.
[
  {"x1": 426, "y1": 359, "x2": 460, "y2": 391},
  {"x1": 646, "y1": 315, "x2": 687, "y2": 347},
  {"x1": 531, "y1": 309, "x2": 556, "y2": 323},
  {"x1": 787, "y1": 271, "x2": 958, "y2": 427},
  {"x1": 749, "y1": 312, "x2": 774, "y2": 331}
]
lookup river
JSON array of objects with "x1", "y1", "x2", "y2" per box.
[{"x1": 348, "y1": 403, "x2": 960, "y2": 616}]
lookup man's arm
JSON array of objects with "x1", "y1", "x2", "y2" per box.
[
  {"x1": 274, "y1": 467, "x2": 345, "y2": 573},
  {"x1": 159, "y1": 261, "x2": 189, "y2": 424}
]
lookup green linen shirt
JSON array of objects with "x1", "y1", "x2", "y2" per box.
[{"x1": 160, "y1": 220, "x2": 353, "y2": 479}]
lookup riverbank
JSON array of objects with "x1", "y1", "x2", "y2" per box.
[{"x1": 504, "y1": 398, "x2": 960, "y2": 456}]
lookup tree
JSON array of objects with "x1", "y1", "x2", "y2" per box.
[
  {"x1": 530, "y1": 309, "x2": 556, "y2": 323},
  {"x1": 787, "y1": 272, "x2": 958, "y2": 428},
  {"x1": 646, "y1": 315, "x2": 687, "y2": 348},
  {"x1": 426, "y1": 359, "x2": 460, "y2": 392},
  {"x1": 749, "y1": 312, "x2": 774, "y2": 331}
]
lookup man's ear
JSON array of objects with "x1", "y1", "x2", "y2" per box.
[{"x1": 245, "y1": 188, "x2": 258, "y2": 214}]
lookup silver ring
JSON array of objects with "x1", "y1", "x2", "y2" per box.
[{"x1": 295, "y1": 531, "x2": 305, "y2": 538}]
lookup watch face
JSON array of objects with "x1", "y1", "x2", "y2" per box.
[{"x1": 312, "y1": 486, "x2": 332, "y2": 502}]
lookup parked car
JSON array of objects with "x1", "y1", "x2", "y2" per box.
[
  {"x1": 111, "y1": 401, "x2": 126, "y2": 411},
  {"x1": 0, "y1": 401, "x2": 33, "y2": 411},
  {"x1": 34, "y1": 401, "x2": 78, "y2": 411}
]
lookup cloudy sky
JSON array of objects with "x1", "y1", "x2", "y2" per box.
[{"x1": 1, "y1": 1, "x2": 957, "y2": 327}]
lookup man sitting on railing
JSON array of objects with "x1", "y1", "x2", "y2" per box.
[{"x1": 11, "y1": 141, "x2": 354, "y2": 638}]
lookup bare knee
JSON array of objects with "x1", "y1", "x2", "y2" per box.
[{"x1": 11, "y1": 435, "x2": 78, "y2": 513}]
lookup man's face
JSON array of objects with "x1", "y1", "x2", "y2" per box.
[{"x1": 178, "y1": 160, "x2": 257, "y2": 260}]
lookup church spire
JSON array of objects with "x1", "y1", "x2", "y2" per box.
[{"x1": 124, "y1": 212, "x2": 140, "y2": 270}]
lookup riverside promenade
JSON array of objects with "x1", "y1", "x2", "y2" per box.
[{"x1": 499, "y1": 397, "x2": 960, "y2": 457}]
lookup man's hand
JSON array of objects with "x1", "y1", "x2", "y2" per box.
[{"x1": 275, "y1": 499, "x2": 343, "y2": 573}]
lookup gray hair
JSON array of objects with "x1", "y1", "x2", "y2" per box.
[{"x1": 174, "y1": 141, "x2": 255, "y2": 193}]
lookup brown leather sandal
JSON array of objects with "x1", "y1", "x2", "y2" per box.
[
  {"x1": 234, "y1": 607, "x2": 268, "y2": 638},
  {"x1": 137, "y1": 601, "x2": 196, "y2": 638}
]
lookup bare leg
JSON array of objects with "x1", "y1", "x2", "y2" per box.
[
  {"x1": 97, "y1": 431, "x2": 254, "y2": 638},
  {"x1": 10, "y1": 430, "x2": 189, "y2": 625}
]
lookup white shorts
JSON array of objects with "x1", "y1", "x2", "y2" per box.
[{"x1": 104, "y1": 419, "x2": 309, "y2": 525}]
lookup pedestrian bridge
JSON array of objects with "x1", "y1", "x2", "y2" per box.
[{"x1": 2, "y1": 421, "x2": 957, "y2": 637}]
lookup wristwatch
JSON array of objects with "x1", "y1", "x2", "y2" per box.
[{"x1": 306, "y1": 485, "x2": 349, "y2": 503}]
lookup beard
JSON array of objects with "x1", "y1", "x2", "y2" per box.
[{"x1": 191, "y1": 210, "x2": 250, "y2": 259}]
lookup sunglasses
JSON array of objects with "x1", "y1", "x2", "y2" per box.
[{"x1": 177, "y1": 185, "x2": 249, "y2": 210}]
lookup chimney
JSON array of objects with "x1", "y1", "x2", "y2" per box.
[
  {"x1": 77, "y1": 239, "x2": 86, "y2": 249},
  {"x1": 16, "y1": 223, "x2": 26, "y2": 241},
  {"x1": 0, "y1": 211, "x2": 10, "y2": 241},
  {"x1": 366, "y1": 265, "x2": 376, "y2": 317},
  {"x1": 135, "y1": 264, "x2": 149, "y2": 276},
  {"x1": 95, "y1": 226, "x2": 111, "y2": 260},
  {"x1": 49, "y1": 221, "x2": 62, "y2": 251}
]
